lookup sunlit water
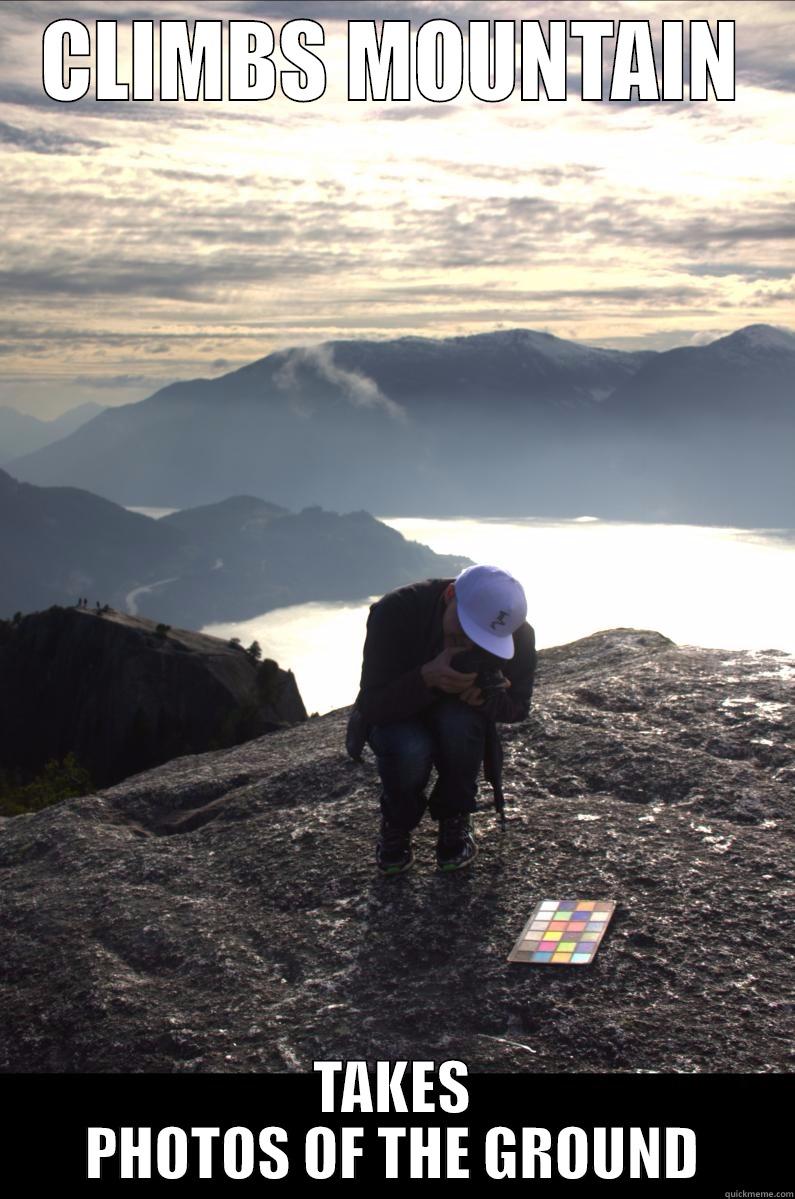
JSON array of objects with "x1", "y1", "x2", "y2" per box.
[
  {"x1": 128, "y1": 506, "x2": 179, "y2": 519},
  {"x1": 203, "y1": 517, "x2": 795, "y2": 716}
]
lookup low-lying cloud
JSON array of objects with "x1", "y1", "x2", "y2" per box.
[{"x1": 274, "y1": 344, "x2": 405, "y2": 420}]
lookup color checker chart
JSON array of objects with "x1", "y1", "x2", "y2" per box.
[{"x1": 508, "y1": 899, "x2": 616, "y2": 965}]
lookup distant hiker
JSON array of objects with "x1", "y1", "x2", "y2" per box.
[{"x1": 347, "y1": 565, "x2": 536, "y2": 874}]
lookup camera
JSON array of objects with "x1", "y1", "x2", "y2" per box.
[{"x1": 451, "y1": 648, "x2": 506, "y2": 695}]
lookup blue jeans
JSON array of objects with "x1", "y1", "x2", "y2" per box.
[{"x1": 367, "y1": 697, "x2": 488, "y2": 830}]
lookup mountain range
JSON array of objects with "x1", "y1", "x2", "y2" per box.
[
  {"x1": 0, "y1": 401, "x2": 104, "y2": 464},
  {"x1": 6, "y1": 324, "x2": 794, "y2": 526},
  {"x1": 0, "y1": 469, "x2": 470, "y2": 624}
]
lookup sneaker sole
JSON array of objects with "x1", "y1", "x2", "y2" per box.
[
  {"x1": 437, "y1": 844, "x2": 478, "y2": 872},
  {"x1": 377, "y1": 853, "x2": 415, "y2": 877}
]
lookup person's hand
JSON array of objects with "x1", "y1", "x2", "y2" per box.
[
  {"x1": 460, "y1": 677, "x2": 511, "y2": 708},
  {"x1": 421, "y1": 646, "x2": 477, "y2": 694}
]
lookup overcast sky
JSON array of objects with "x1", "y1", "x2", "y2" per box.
[{"x1": 1, "y1": 0, "x2": 793, "y2": 417}]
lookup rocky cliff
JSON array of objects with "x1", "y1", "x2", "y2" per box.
[
  {"x1": 0, "y1": 629, "x2": 792, "y2": 1073},
  {"x1": 0, "y1": 606, "x2": 306, "y2": 789}
]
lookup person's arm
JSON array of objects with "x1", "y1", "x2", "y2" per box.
[
  {"x1": 357, "y1": 595, "x2": 436, "y2": 725},
  {"x1": 482, "y1": 624, "x2": 537, "y2": 723}
]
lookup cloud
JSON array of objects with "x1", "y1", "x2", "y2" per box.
[
  {"x1": 0, "y1": 0, "x2": 790, "y2": 390},
  {"x1": 521, "y1": 285, "x2": 710, "y2": 303},
  {"x1": 274, "y1": 344, "x2": 405, "y2": 420},
  {"x1": 374, "y1": 106, "x2": 456, "y2": 121},
  {"x1": 710, "y1": 222, "x2": 795, "y2": 245},
  {"x1": 0, "y1": 238, "x2": 358, "y2": 300},
  {"x1": 749, "y1": 289, "x2": 795, "y2": 306},
  {"x1": 688, "y1": 264, "x2": 794, "y2": 281},
  {"x1": 6, "y1": 0, "x2": 428, "y2": 20},
  {"x1": 737, "y1": 61, "x2": 795, "y2": 93},
  {"x1": 155, "y1": 168, "x2": 260, "y2": 186},
  {"x1": 71, "y1": 373, "x2": 163, "y2": 388},
  {"x1": 0, "y1": 119, "x2": 107, "y2": 154},
  {"x1": 0, "y1": 343, "x2": 26, "y2": 355},
  {"x1": 576, "y1": 200, "x2": 795, "y2": 254},
  {"x1": 0, "y1": 82, "x2": 191, "y2": 123}
]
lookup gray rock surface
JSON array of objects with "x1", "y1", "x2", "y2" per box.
[{"x1": 1, "y1": 629, "x2": 792, "y2": 1073}]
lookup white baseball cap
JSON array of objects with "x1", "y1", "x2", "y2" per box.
[{"x1": 454, "y1": 564, "x2": 527, "y2": 659}]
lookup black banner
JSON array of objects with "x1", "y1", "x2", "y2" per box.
[{"x1": 5, "y1": 1070, "x2": 791, "y2": 1194}]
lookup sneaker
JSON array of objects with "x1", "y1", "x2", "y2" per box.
[
  {"x1": 436, "y1": 814, "x2": 478, "y2": 872},
  {"x1": 376, "y1": 818, "x2": 414, "y2": 876}
]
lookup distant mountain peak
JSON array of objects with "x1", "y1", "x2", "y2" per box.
[
  {"x1": 711, "y1": 324, "x2": 795, "y2": 353},
  {"x1": 168, "y1": 494, "x2": 289, "y2": 517}
]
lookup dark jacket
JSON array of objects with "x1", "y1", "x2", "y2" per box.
[{"x1": 348, "y1": 577, "x2": 537, "y2": 808}]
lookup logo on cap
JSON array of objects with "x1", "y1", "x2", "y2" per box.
[{"x1": 454, "y1": 564, "x2": 528, "y2": 661}]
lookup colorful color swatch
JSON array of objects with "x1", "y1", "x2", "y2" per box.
[{"x1": 508, "y1": 899, "x2": 616, "y2": 965}]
